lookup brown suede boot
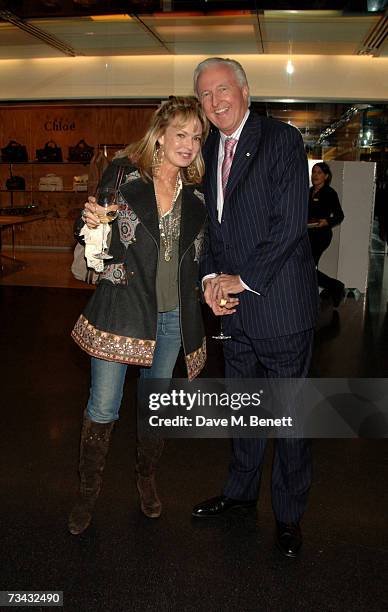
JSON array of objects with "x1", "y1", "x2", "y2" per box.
[
  {"x1": 68, "y1": 416, "x2": 114, "y2": 535},
  {"x1": 136, "y1": 436, "x2": 164, "y2": 518}
]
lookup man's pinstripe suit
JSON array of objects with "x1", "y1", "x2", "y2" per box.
[{"x1": 200, "y1": 111, "x2": 319, "y2": 523}]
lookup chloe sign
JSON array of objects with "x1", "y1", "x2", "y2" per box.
[{"x1": 44, "y1": 119, "x2": 75, "y2": 131}]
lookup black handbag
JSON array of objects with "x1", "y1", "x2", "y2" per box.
[
  {"x1": 68, "y1": 139, "x2": 94, "y2": 163},
  {"x1": 36, "y1": 140, "x2": 63, "y2": 163},
  {"x1": 1, "y1": 140, "x2": 28, "y2": 163},
  {"x1": 6, "y1": 174, "x2": 26, "y2": 190}
]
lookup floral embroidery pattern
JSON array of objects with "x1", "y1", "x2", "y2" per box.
[
  {"x1": 125, "y1": 170, "x2": 141, "y2": 182},
  {"x1": 100, "y1": 263, "x2": 127, "y2": 285},
  {"x1": 194, "y1": 228, "x2": 205, "y2": 262},
  {"x1": 115, "y1": 173, "x2": 141, "y2": 248},
  {"x1": 185, "y1": 337, "x2": 206, "y2": 381},
  {"x1": 117, "y1": 206, "x2": 140, "y2": 248},
  {"x1": 71, "y1": 315, "x2": 155, "y2": 366},
  {"x1": 194, "y1": 189, "x2": 205, "y2": 204}
]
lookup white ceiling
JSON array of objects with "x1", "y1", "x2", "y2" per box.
[{"x1": 0, "y1": 10, "x2": 387, "y2": 59}]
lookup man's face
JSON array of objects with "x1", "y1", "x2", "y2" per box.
[{"x1": 196, "y1": 63, "x2": 249, "y2": 136}]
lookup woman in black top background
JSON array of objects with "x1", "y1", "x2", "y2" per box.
[{"x1": 308, "y1": 161, "x2": 345, "y2": 307}]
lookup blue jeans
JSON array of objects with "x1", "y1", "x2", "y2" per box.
[{"x1": 86, "y1": 307, "x2": 181, "y2": 423}]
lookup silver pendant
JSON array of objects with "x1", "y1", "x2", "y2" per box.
[{"x1": 164, "y1": 252, "x2": 171, "y2": 262}]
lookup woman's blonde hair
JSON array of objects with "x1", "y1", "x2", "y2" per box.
[{"x1": 123, "y1": 96, "x2": 209, "y2": 184}]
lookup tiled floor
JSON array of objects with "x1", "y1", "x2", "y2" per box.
[{"x1": 0, "y1": 250, "x2": 387, "y2": 612}]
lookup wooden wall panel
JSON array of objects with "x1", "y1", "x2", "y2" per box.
[
  {"x1": 0, "y1": 109, "x2": 30, "y2": 157},
  {"x1": 0, "y1": 104, "x2": 158, "y2": 249}
]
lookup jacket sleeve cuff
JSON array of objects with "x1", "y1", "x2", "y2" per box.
[{"x1": 201, "y1": 273, "x2": 217, "y2": 292}]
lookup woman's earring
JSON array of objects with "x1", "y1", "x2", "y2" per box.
[
  {"x1": 187, "y1": 162, "x2": 196, "y2": 180},
  {"x1": 152, "y1": 145, "x2": 164, "y2": 177}
]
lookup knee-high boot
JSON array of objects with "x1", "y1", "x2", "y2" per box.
[
  {"x1": 68, "y1": 415, "x2": 114, "y2": 535},
  {"x1": 136, "y1": 436, "x2": 164, "y2": 518}
]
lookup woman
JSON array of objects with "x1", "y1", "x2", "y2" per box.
[
  {"x1": 69, "y1": 97, "x2": 209, "y2": 535},
  {"x1": 308, "y1": 162, "x2": 345, "y2": 307}
]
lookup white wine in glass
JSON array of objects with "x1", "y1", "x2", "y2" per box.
[{"x1": 93, "y1": 187, "x2": 119, "y2": 260}]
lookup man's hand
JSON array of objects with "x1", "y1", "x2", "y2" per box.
[
  {"x1": 216, "y1": 274, "x2": 245, "y2": 300},
  {"x1": 203, "y1": 276, "x2": 239, "y2": 316}
]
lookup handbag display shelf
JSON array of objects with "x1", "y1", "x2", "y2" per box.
[
  {"x1": 0, "y1": 160, "x2": 92, "y2": 250},
  {"x1": 0, "y1": 162, "x2": 92, "y2": 194}
]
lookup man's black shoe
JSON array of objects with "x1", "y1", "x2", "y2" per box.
[
  {"x1": 275, "y1": 521, "x2": 302, "y2": 558},
  {"x1": 192, "y1": 495, "x2": 256, "y2": 518}
]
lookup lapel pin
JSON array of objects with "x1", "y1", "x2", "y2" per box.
[{"x1": 246, "y1": 152, "x2": 251, "y2": 157}]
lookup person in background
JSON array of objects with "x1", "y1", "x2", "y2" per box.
[
  {"x1": 68, "y1": 96, "x2": 209, "y2": 535},
  {"x1": 308, "y1": 162, "x2": 345, "y2": 307}
]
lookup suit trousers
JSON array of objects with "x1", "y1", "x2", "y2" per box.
[{"x1": 222, "y1": 313, "x2": 314, "y2": 523}]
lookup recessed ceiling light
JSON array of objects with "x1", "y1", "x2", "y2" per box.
[
  {"x1": 90, "y1": 14, "x2": 132, "y2": 22},
  {"x1": 286, "y1": 60, "x2": 294, "y2": 75}
]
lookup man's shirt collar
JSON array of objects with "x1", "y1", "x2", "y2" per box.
[{"x1": 219, "y1": 109, "x2": 250, "y2": 146}]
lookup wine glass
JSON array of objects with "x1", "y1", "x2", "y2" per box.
[
  {"x1": 212, "y1": 316, "x2": 231, "y2": 341},
  {"x1": 93, "y1": 187, "x2": 119, "y2": 260},
  {"x1": 212, "y1": 273, "x2": 231, "y2": 340}
]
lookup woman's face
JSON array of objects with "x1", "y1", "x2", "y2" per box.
[
  {"x1": 158, "y1": 116, "x2": 202, "y2": 170},
  {"x1": 311, "y1": 165, "x2": 328, "y2": 189}
]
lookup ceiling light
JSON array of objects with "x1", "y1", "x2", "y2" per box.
[
  {"x1": 90, "y1": 15, "x2": 132, "y2": 22},
  {"x1": 265, "y1": 10, "x2": 341, "y2": 17},
  {"x1": 286, "y1": 60, "x2": 294, "y2": 75},
  {"x1": 367, "y1": 0, "x2": 386, "y2": 11}
]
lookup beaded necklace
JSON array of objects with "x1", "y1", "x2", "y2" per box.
[{"x1": 154, "y1": 174, "x2": 181, "y2": 262}]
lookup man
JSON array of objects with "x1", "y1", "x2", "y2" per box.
[{"x1": 192, "y1": 57, "x2": 319, "y2": 558}]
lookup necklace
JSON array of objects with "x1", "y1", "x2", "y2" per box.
[{"x1": 154, "y1": 174, "x2": 181, "y2": 262}]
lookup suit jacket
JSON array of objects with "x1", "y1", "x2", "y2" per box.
[{"x1": 200, "y1": 112, "x2": 319, "y2": 339}]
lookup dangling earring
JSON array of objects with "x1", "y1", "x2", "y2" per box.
[
  {"x1": 152, "y1": 145, "x2": 164, "y2": 177},
  {"x1": 187, "y1": 162, "x2": 196, "y2": 180}
]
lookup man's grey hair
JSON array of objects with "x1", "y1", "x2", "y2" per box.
[{"x1": 193, "y1": 57, "x2": 249, "y2": 96}]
